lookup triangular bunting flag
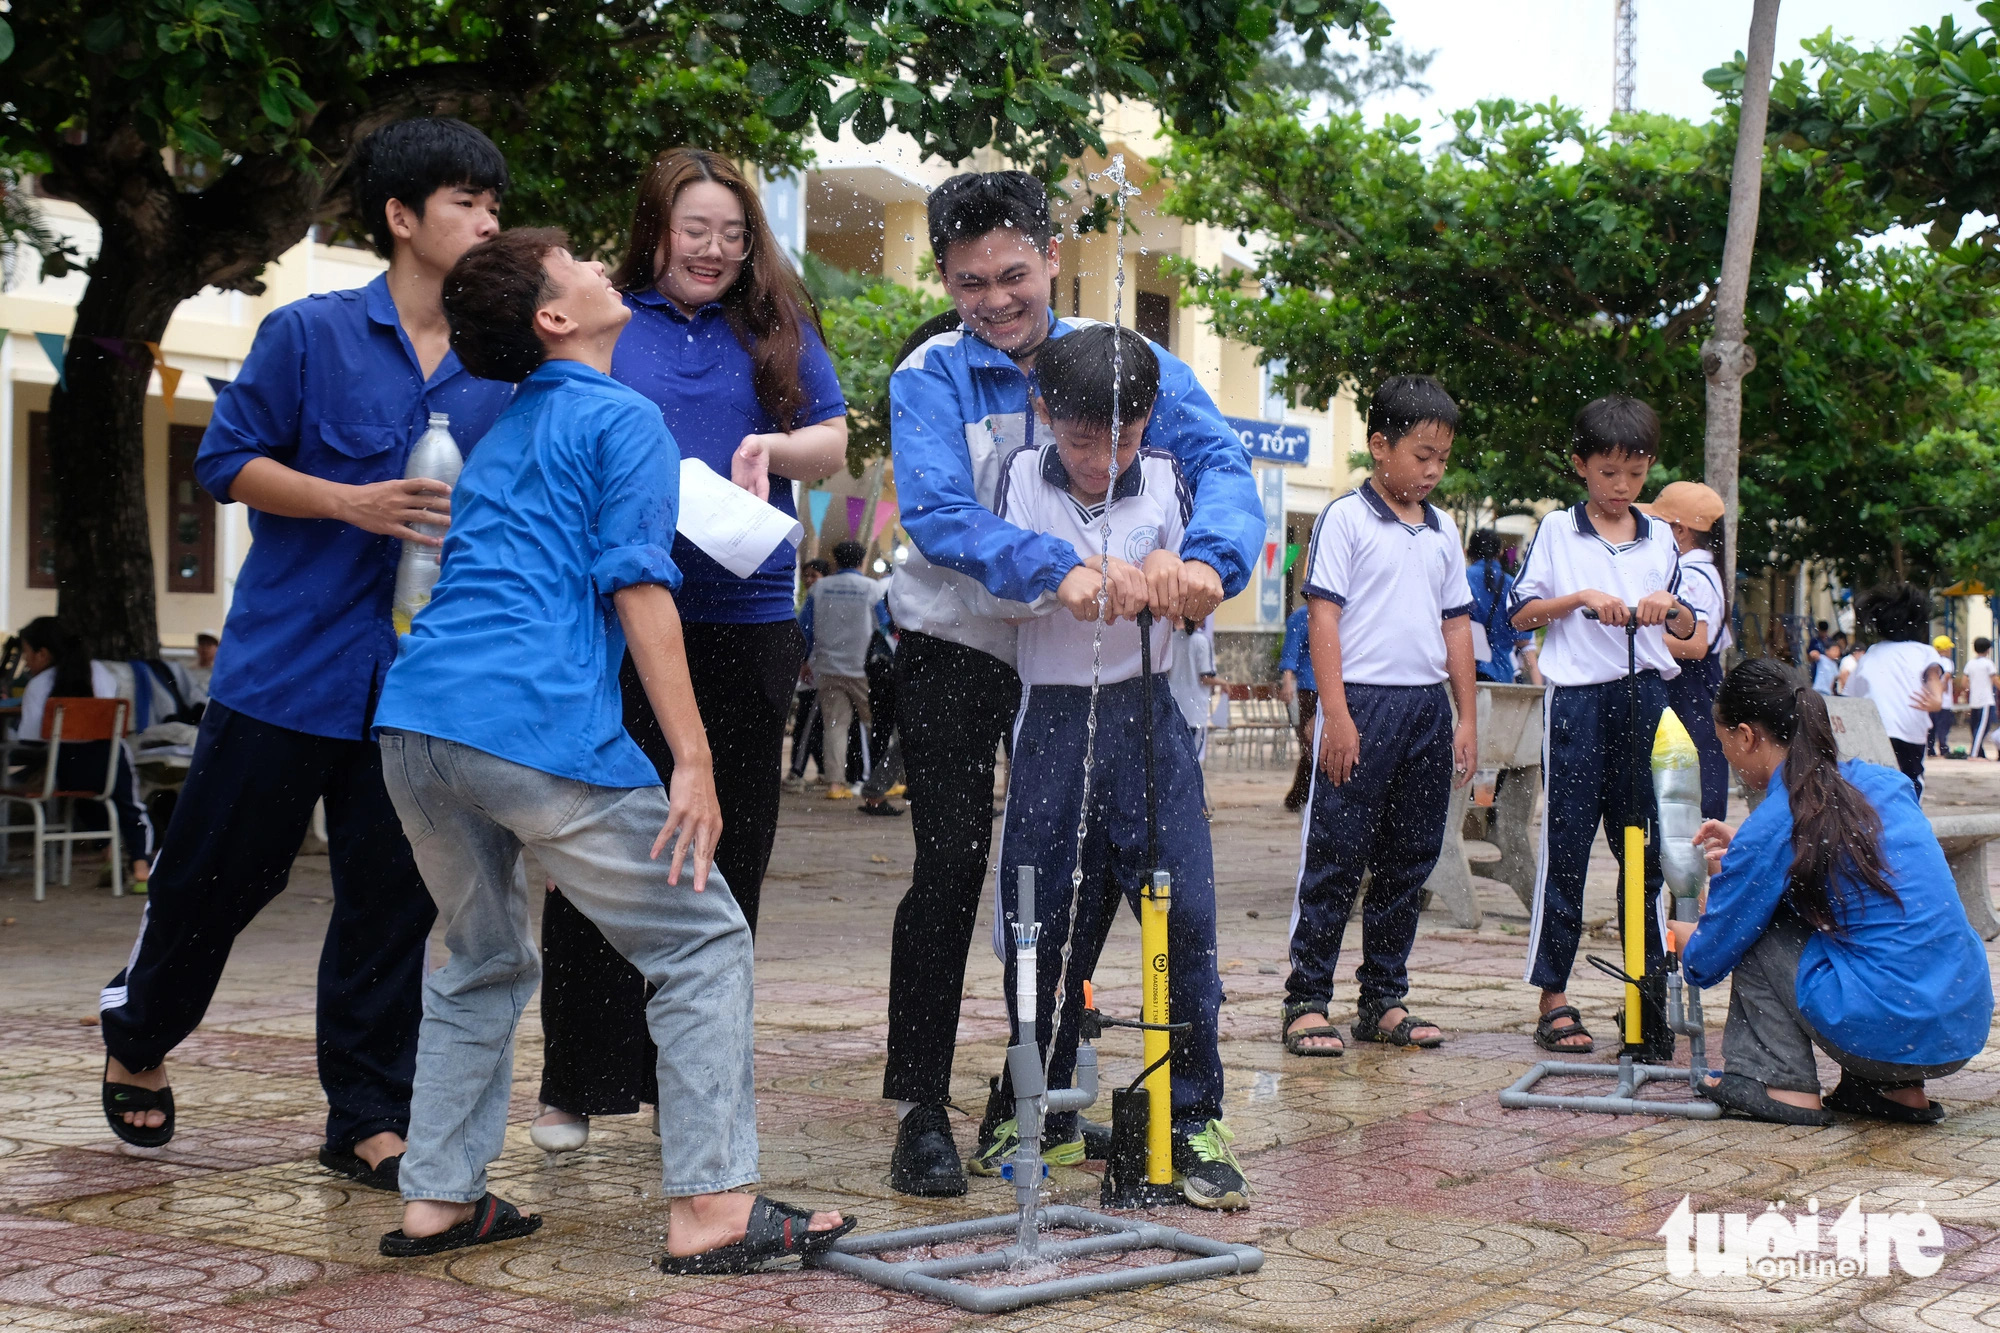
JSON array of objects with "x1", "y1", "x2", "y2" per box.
[
  {"x1": 807, "y1": 490, "x2": 832, "y2": 533},
  {"x1": 1264, "y1": 541, "x2": 1280, "y2": 574},
  {"x1": 205, "y1": 376, "x2": 232, "y2": 396},
  {"x1": 872, "y1": 504, "x2": 898, "y2": 541},
  {"x1": 1284, "y1": 543, "x2": 1300, "y2": 574},
  {"x1": 143, "y1": 342, "x2": 180, "y2": 419},
  {"x1": 845, "y1": 496, "x2": 865, "y2": 538},
  {"x1": 35, "y1": 332, "x2": 67, "y2": 390},
  {"x1": 89, "y1": 336, "x2": 149, "y2": 368}
]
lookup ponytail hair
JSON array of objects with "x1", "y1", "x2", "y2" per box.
[
  {"x1": 18, "y1": 616, "x2": 93, "y2": 699},
  {"x1": 1715, "y1": 658, "x2": 1897, "y2": 931}
]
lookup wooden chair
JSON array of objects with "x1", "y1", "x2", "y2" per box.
[{"x1": 0, "y1": 697, "x2": 130, "y2": 901}]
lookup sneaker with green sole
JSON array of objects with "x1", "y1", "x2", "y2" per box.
[
  {"x1": 1174, "y1": 1119, "x2": 1251, "y2": 1210},
  {"x1": 968, "y1": 1117, "x2": 1086, "y2": 1177}
]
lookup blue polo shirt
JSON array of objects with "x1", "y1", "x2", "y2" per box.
[
  {"x1": 375, "y1": 360, "x2": 682, "y2": 788},
  {"x1": 196, "y1": 274, "x2": 514, "y2": 741},
  {"x1": 1684, "y1": 759, "x2": 1992, "y2": 1066},
  {"x1": 609, "y1": 288, "x2": 845, "y2": 623}
]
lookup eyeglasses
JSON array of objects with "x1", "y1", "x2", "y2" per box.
[{"x1": 672, "y1": 223, "x2": 751, "y2": 259}]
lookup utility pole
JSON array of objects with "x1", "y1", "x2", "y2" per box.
[
  {"x1": 1613, "y1": 0, "x2": 1636, "y2": 114},
  {"x1": 1701, "y1": 0, "x2": 1781, "y2": 596}
]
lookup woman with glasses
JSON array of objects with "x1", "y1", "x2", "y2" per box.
[{"x1": 531, "y1": 148, "x2": 848, "y2": 1153}]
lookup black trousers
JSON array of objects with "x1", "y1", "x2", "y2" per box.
[
  {"x1": 538, "y1": 618, "x2": 803, "y2": 1115},
  {"x1": 882, "y1": 630, "x2": 1022, "y2": 1106},
  {"x1": 99, "y1": 701, "x2": 432, "y2": 1152},
  {"x1": 19, "y1": 740, "x2": 153, "y2": 863}
]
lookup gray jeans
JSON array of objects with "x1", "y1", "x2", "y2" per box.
[
  {"x1": 1723, "y1": 910, "x2": 1970, "y2": 1093},
  {"x1": 379, "y1": 729, "x2": 758, "y2": 1202}
]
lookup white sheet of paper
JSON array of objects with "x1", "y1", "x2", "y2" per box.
[
  {"x1": 1468, "y1": 619, "x2": 1491, "y2": 664},
  {"x1": 675, "y1": 458, "x2": 804, "y2": 578}
]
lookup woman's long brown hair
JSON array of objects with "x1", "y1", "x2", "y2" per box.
[{"x1": 610, "y1": 148, "x2": 824, "y2": 430}]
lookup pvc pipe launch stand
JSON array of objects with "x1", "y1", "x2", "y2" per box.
[
  {"x1": 1499, "y1": 605, "x2": 1720, "y2": 1120},
  {"x1": 812, "y1": 615, "x2": 1263, "y2": 1311}
]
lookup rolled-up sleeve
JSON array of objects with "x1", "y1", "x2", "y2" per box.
[
  {"x1": 197, "y1": 308, "x2": 307, "y2": 505},
  {"x1": 590, "y1": 401, "x2": 683, "y2": 596}
]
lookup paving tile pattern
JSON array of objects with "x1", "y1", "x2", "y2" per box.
[{"x1": 4, "y1": 758, "x2": 2000, "y2": 1330}]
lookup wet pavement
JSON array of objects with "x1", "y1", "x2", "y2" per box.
[{"x1": 4, "y1": 756, "x2": 2000, "y2": 1330}]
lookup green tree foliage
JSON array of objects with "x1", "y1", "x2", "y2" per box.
[
  {"x1": 1163, "y1": 93, "x2": 2000, "y2": 587},
  {"x1": 0, "y1": 0, "x2": 1392, "y2": 654},
  {"x1": 801, "y1": 255, "x2": 953, "y2": 472}
]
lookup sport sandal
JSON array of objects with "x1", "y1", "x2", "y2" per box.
[
  {"x1": 380, "y1": 1193, "x2": 543, "y2": 1257},
  {"x1": 659, "y1": 1195, "x2": 857, "y2": 1275},
  {"x1": 1355, "y1": 1006, "x2": 1444, "y2": 1049},
  {"x1": 102, "y1": 1059, "x2": 174, "y2": 1148},
  {"x1": 1533, "y1": 1006, "x2": 1594, "y2": 1054},
  {"x1": 1282, "y1": 1001, "x2": 1344, "y2": 1057}
]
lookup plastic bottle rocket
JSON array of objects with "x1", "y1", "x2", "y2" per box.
[
  {"x1": 1652, "y1": 707, "x2": 1708, "y2": 920},
  {"x1": 391, "y1": 412, "x2": 462, "y2": 635}
]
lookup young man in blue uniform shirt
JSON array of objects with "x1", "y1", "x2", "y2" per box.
[
  {"x1": 1281, "y1": 376, "x2": 1478, "y2": 1059},
  {"x1": 374, "y1": 226, "x2": 845, "y2": 1267},
  {"x1": 97, "y1": 120, "x2": 514, "y2": 1187},
  {"x1": 881, "y1": 170, "x2": 1264, "y2": 1197},
  {"x1": 1507, "y1": 396, "x2": 1701, "y2": 1060}
]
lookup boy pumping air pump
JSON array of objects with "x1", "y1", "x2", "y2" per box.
[{"x1": 969, "y1": 325, "x2": 1247, "y2": 1212}]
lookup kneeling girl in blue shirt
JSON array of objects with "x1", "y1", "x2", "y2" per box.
[{"x1": 1677, "y1": 658, "x2": 1992, "y2": 1126}]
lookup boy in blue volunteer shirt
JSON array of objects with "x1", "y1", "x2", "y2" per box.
[
  {"x1": 97, "y1": 120, "x2": 514, "y2": 1183},
  {"x1": 1508, "y1": 397, "x2": 1702, "y2": 1059},
  {"x1": 967, "y1": 326, "x2": 1246, "y2": 1210},
  {"x1": 1278, "y1": 602, "x2": 1318, "y2": 811},
  {"x1": 1280, "y1": 376, "x2": 1478, "y2": 1059},
  {"x1": 881, "y1": 170, "x2": 1263, "y2": 1197},
  {"x1": 372, "y1": 227, "x2": 847, "y2": 1268}
]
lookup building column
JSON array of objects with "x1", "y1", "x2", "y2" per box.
[
  {"x1": 883, "y1": 201, "x2": 938, "y2": 290},
  {"x1": 1174, "y1": 222, "x2": 1224, "y2": 401}
]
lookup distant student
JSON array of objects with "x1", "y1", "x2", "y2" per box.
[
  {"x1": 1508, "y1": 397, "x2": 1701, "y2": 1059},
  {"x1": 799, "y1": 540, "x2": 886, "y2": 799},
  {"x1": 1281, "y1": 375, "x2": 1477, "y2": 1059},
  {"x1": 1969, "y1": 637, "x2": 1996, "y2": 760},
  {"x1": 1276, "y1": 603, "x2": 1317, "y2": 810},
  {"x1": 1636, "y1": 482, "x2": 1728, "y2": 820},
  {"x1": 1812, "y1": 635, "x2": 1846, "y2": 696},
  {"x1": 1929, "y1": 635, "x2": 1960, "y2": 759},
  {"x1": 975, "y1": 325, "x2": 1247, "y2": 1211},
  {"x1": 1465, "y1": 529, "x2": 1520, "y2": 685},
  {"x1": 1846, "y1": 584, "x2": 1948, "y2": 799}
]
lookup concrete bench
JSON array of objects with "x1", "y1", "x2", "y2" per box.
[
  {"x1": 1423, "y1": 683, "x2": 1544, "y2": 929},
  {"x1": 1827, "y1": 697, "x2": 2000, "y2": 940}
]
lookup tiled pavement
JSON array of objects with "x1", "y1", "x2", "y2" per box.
[{"x1": 4, "y1": 758, "x2": 2000, "y2": 1331}]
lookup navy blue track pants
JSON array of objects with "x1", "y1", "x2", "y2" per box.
[
  {"x1": 99, "y1": 702, "x2": 433, "y2": 1152},
  {"x1": 1284, "y1": 682, "x2": 1452, "y2": 1016},
  {"x1": 1525, "y1": 674, "x2": 1669, "y2": 992},
  {"x1": 1664, "y1": 654, "x2": 1728, "y2": 821},
  {"x1": 994, "y1": 673, "x2": 1224, "y2": 1138}
]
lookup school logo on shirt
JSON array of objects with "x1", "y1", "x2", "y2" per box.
[
  {"x1": 1644, "y1": 568, "x2": 1665, "y2": 592},
  {"x1": 1126, "y1": 525, "x2": 1162, "y2": 562}
]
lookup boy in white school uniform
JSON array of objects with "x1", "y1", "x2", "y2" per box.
[
  {"x1": 971, "y1": 325, "x2": 1247, "y2": 1211},
  {"x1": 1280, "y1": 376, "x2": 1479, "y2": 1058},
  {"x1": 1969, "y1": 637, "x2": 1996, "y2": 759},
  {"x1": 1508, "y1": 397, "x2": 1702, "y2": 1060}
]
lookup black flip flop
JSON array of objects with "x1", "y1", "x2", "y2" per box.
[
  {"x1": 658, "y1": 1195, "x2": 857, "y2": 1275},
  {"x1": 379, "y1": 1193, "x2": 542, "y2": 1257},
  {"x1": 1826, "y1": 1079, "x2": 1946, "y2": 1125},
  {"x1": 1699, "y1": 1072, "x2": 1834, "y2": 1126},
  {"x1": 319, "y1": 1144, "x2": 403, "y2": 1192},
  {"x1": 102, "y1": 1061, "x2": 174, "y2": 1148},
  {"x1": 1533, "y1": 1006, "x2": 1594, "y2": 1054}
]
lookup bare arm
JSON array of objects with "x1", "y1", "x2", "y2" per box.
[
  {"x1": 614, "y1": 583, "x2": 723, "y2": 890},
  {"x1": 1443, "y1": 615, "x2": 1478, "y2": 788},
  {"x1": 1667, "y1": 619, "x2": 1712, "y2": 660},
  {"x1": 230, "y1": 456, "x2": 453, "y2": 546},
  {"x1": 731, "y1": 418, "x2": 849, "y2": 502},
  {"x1": 1309, "y1": 599, "x2": 1359, "y2": 785},
  {"x1": 1511, "y1": 588, "x2": 1626, "y2": 631}
]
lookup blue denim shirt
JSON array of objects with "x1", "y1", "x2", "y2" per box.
[
  {"x1": 610, "y1": 289, "x2": 845, "y2": 624},
  {"x1": 197, "y1": 275, "x2": 515, "y2": 740},
  {"x1": 1684, "y1": 758, "x2": 1993, "y2": 1065},
  {"x1": 375, "y1": 360, "x2": 683, "y2": 788}
]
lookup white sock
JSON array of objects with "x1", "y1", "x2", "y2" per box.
[{"x1": 895, "y1": 1100, "x2": 920, "y2": 1121}]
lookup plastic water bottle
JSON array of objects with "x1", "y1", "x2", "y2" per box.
[{"x1": 391, "y1": 412, "x2": 463, "y2": 634}]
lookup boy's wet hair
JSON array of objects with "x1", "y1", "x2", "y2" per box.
[
  {"x1": 442, "y1": 228, "x2": 567, "y2": 383},
  {"x1": 1857, "y1": 581, "x2": 1932, "y2": 643},
  {"x1": 1571, "y1": 395, "x2": 1660, "y2": 461},
  {"x1": 1367, "y1": 374, "x2": 1460, "y2": 445},
  {"x1": 351, "y1": 118, "x2": 509, "y2": 260},
  {"x1": 928, "y1": 171, "x2": 1052, "y2": 268},
  {"x1": 1036, "y1": 325, "x2": 1160, "y2": 429},
  {"x1": 1978, "y1": 637, "x2": 1993, "y2": 654},
  {"x1": 832, "y1": 541, "x2": 866, "y2": 569}
]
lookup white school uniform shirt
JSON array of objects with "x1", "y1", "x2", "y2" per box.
[
  {"x1": 1847, "y1": 641, "x2": 1948, "y2": 745},
  {"x1": 1301, "y1": 480, "x2": 1474, "y2": 687},
  {"x1": 1674, "y1": 547, "x2": 1732, "y2": 659},
  {"x1": 1169, "y1": 622, "x2": 1216, "y2": 732},
  {"x1": 1508, "y1": 504, "x2": 1687, "y2": 686},
  {"x1": 1969, "y1": 655, "x2": 1997, "y2": 709},
  {"x1": 993, "y1": 444, "x2": 1189, "y2": 686},
  {"x1": 19, "y1": 661, "x2": 121, "y2": 740}
]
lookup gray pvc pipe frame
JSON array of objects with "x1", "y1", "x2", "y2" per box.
[
  {"x1": 1499, "y1": 967, "x2": 1720, "y2": 1119},
  {"x1": 809, "y1": 1207, "x2": 1265, "y2": 1314}
]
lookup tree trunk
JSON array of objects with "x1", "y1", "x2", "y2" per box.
[{"x1": 1701, "y1": 0, "x2": 1782, "y2": 600}]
